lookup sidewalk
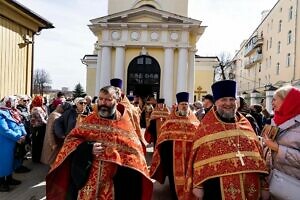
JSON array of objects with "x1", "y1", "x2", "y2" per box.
[{"x1": 0, "y1": 160, "x2": 48, "y2": 200}]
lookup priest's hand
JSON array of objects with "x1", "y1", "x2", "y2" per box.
[
  {"x1": 93, "y1": 142, "x2": 104, "y2": 155},
  {"x1": 192, "y1": 187, "x2": 204, "y2": 200}
]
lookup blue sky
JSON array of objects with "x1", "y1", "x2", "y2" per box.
[{"x1": 18, "y1": 0, "x2": 277, "y2": 90}]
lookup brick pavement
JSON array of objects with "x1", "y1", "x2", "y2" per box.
[{"x1": 0, "y1": 160, "x2": 48, "y2": 200}]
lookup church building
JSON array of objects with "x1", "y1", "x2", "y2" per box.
[{"x1": 82, "y1": 0, "x2": 206, "y2": 106}]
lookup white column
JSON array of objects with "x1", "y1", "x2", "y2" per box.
[
  {"x1": 163, "y1": 47, "x2": 174, "y2": 107},
  {"x1": 100, "y1": 46, "x2": 112, "y2": 87},
  {"x1": 266, "y1": 90, "x2": 275, "y2": 114},
  {"x1": 94, "y1": 46, "x2": 102, "y2": 96},
  {"x1": 188, "y1": 48, "x2": 196, "y2": 102},
  {"x1": 176, "y1": 47, "x2": 188, "y2": 93},
  {"x1": 114, "y1": 46, "x2": 125, "y2": 79}
]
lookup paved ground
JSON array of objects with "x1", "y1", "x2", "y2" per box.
[{"x1": 0, "y1": 145, "x2": 172, "y2": 200}]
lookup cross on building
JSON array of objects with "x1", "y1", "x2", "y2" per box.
[{"x1": 194, "y1": 86, "x2": 207, "y2": 101}]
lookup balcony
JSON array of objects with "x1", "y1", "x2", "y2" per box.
[
  {"x1": 244, "y1": 53, "x2": 262, "y2": 69},
  {"x1": 244, "y1": 35, "x2": 263, "y2": 57}
]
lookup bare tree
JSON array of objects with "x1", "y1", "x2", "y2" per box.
[
  {"x1": 32, "y1": 69, "x2": 52, "y2": 95},
  {"x1": 214, "y1": 52, "x2": 232, "y2": 81}
]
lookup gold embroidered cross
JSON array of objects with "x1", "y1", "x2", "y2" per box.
[
  {"x1": 83, "y1": 185, "x2": 93, "y2": 196},
  {"x1": 236, "y1": 150, "x2": 245, "y2": 166}
]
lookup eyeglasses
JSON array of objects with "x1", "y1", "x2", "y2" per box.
[
  {"x1": 23, "y1": 100, "x2": 29, "y2": 102},
  {"x1": 79, "y1": 102, "x2": 87, "y2": 105}
]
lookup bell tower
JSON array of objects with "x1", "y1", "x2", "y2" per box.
[{"x1": 108, "y1": 0, "x2": 189, "y2": 16}]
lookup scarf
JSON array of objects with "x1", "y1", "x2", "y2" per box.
[
  {"x1": 274, "y1": 88, "x2": 300, "y2": 126},
  {"x1": 0, "y1": 106, "x2": 22, "y2": 124}
]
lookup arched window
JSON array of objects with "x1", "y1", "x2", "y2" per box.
[
  {"x1": 288, "y1": 30, "x2": 292, "y2": 44},
  {"x1": 140, "y1": 4, "x2": 156, "y2": 9},
  {"x1": 270, "y1": 37, "x2": 272, "y2": 48},
  {"x1": 277, "y1": 41, "x2": 281, "y2": 54}
]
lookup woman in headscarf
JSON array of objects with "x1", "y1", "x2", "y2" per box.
[
  {"x1": 41, "y1": 102, "x2": 72, "y2": 166},
  {"x1": 30, "y1": 95, "x2": 48, "y2": 163},
  {"x1": 0, "y1": 96, "x2": 27, "y2": 192},
  {"x1": 263, "y1": 85, "x2": 300, "y2": 199},
  {"x1": 54, "y1": 97, "x2": 87, "y2": 140}
]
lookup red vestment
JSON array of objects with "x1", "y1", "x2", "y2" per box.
[
  {"x1": 150, "y1": 110, "x2": 199, "y2": 200},
  {"x1": 185, "y1": 108, "x2": 269, "y2": 200},
  {"x1": 46, "y1": 106, "x2": 153, "y2": 200},
  {"x1": 144, "y1": 106, "x2": 170, "y2": 143},
  {"x1": 119, "y1": 95, "x2": 147, "y2": 154}
]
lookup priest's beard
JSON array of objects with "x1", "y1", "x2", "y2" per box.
[
  {"x1": 217, "y1": 108, "x2": 236, "y2": 119},
  {"x1": 177, "y1": 110, "x2": 188, "y2": 116},
  {"x1": 98, "y1": 103, "x2": 116, "y2": 118}
]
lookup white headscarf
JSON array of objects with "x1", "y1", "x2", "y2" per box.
[{"x1": 0, "y1": 95, "x2": 18, "y2": 109}]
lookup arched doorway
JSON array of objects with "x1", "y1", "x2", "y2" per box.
[{"x1": 127, "y1": 55, "x2": 161, "y2": 99}]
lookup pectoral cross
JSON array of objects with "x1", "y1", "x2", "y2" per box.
[
  {"x1": 83, "y1": 185, "x2": 93, "y2": 196},
  {"x1": 236, "y1": 150, "x2": 245, "y2": 166}
]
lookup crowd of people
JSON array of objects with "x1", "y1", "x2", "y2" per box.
[{"x1": 0, "y1": 78, "x2": 299, "y2": 200}]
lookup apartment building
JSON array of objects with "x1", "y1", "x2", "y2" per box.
[{"x1": 230, "y1": 0, "x2": 300, "y2": 111}]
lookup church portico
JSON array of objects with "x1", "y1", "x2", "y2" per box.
[{"x1": 83, "y1": 3, "x2": 206, "y2": 106}]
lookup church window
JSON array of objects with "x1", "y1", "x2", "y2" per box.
[
  {"x1": 140, "y1": 4, "x2": 156, "y2": 9},
  {"x1": 145, "y1": 57, "x2": 152, "y2": 64},
  {"x1": 137, "y1": 57, "x2": 143, "y2": 64}
]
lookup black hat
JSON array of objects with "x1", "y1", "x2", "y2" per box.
[
  {"x1": 157, "y1": 98, "x2": 165, "y2": 104},
  {"x1": 176, "y1": 92, "x2": 189, "y2": 103},
  {"x1": 211, "y1": 80, "x2": 236, "y2": 101},
  {"x1": 203, "y1": 94, "x2": 214, "y2": 103},
  {"x1": 127, "y1": 95, "x2": 134, "y2": 102},
  {"x1": 110, "y1": 78, "x2": 122, "y2": 89}
]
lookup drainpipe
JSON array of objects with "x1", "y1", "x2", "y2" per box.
[
  {"x1": 293, "y1": 0, "x2": 298, "y2": 82},
  {"x1": 29, "y1": 32, "x2": 35, "y2": 97}
]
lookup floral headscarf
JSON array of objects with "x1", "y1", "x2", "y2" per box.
[{"x1": 0, "y1": 95, "x2": 22, "y2": 123}]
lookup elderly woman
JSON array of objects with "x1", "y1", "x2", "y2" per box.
[
  {"x1": 0, "y1": 96, "x2": 27, "y2": 192},
  {"x1": 263, "y1": 85, "x2": 300, "y2": 200},
  {"x1": 54, "y1": 97, "x2": 88, "y2": 140},
  {"x1": 41, "y1": 102, "x2": 72, "y2": 166},
  {"x1": 30, "y1": 95, "x2": 48, "y2": 163}
]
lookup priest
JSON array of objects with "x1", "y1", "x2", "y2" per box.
[
  {"x1": 185, "y1": 80, "x2": 269, "y2": 200},
  {"x1": 150, "y1": 92, "x2": 199, "y2": 200},
  {"x1": 46, "y1": 86, "x2": 152, "y2": 200}
]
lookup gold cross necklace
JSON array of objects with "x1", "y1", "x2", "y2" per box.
[{"x1": 233, "y1": 124, "x2": 245, "y2": 166}]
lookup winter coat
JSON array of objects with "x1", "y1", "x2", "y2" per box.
[
  {"x1": 271, "y1": 114, "x2": 300, "y2": 179},
  {"x1": 54, "y1": 107, "x2": 78, "y2": 138},
  {"x1": 0, "y1": 109, "x2": 26, "y2": 176}
]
